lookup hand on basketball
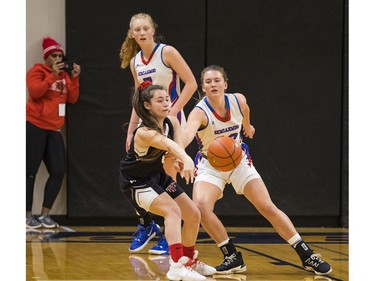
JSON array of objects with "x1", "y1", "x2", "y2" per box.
[{"x1": 243, "y1": 125, "x2": 255, "y2": 139}]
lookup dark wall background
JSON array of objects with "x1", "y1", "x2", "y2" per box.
[{"x1": 65, "y1": 0, "x2": 347, "y2": 227}]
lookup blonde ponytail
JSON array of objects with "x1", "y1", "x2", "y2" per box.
[{"x1": 119, "y1": 31, "x2": 140, "y2": 69}]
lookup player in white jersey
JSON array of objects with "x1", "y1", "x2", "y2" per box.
[
  {"x1": 120, "y1": 13, "x2": 197, "y2": 152},
  {"x1": 119, "y1": 13, "x2": 197, "y2": 255},
  {"x1": 133, "y1": 43, "x2": 184, "y2": 122},
  {"x1": 183, "y1": 65, "x2": 332, "y2": 276}
]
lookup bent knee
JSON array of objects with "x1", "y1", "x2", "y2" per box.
[
  {"x1": 258, "y1": 203, "x2": 279, "y2": 217},
  {"x1": 167, "y1": 204, "x2": 182, "y2": 220},
  {"x1": 185, "y1": 205, "x2": 201, "y2": 223}
]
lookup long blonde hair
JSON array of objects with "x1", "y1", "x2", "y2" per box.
[{"x1": 119, "y1": 13, "x2": 157, "y2": 69}]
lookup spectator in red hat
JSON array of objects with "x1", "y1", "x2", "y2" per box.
[{"x1": 26, "y1": 36, "x2": 81, "y2": 229}]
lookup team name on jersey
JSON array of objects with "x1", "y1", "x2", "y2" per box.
[
  {"x1": 214, "y1": 125, "x2": 239, "y2": 135},
  {"x1": 138, "y1": 68, "x2": 156, "y2": 76}
]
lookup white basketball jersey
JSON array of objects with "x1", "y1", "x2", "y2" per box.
[
  {"x1": 133, "y1": 43, "x2": 181, "y2": 104},
  {"x1": 195, "y1": 94, "x2": 243, "y2": 155}
]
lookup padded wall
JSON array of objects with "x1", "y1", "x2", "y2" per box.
[
  {"x1": 66, "y1": 0, "x2": 345, "y2": 224},
  {"x1": 206, "y1": 0, "x2": 344, "y2": 217}
]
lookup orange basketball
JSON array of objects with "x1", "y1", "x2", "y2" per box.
[{"x1": 207, "y1": 136, "x2": 242, "y2": 172}]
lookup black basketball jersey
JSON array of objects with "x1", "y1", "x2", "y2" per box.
[{"x1": 120, "y1": 117, "x2": 174, "y2": 179}]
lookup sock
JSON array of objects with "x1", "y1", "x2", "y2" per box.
[
  {"x1": 169, "y1": 243, "x2": 183, "y2": 262},
  {"x1": 183, "y1": 245, "x2": 195, "y2": 259},
  {"x1": 218, "y1": 238, "x2": 237, "y2": 257},
  {"x1": 292, "y1": 239, "x2": 313, "y2": 262},
  {"x1": 287, "y1": 233, "x2": 302, "y2": 246},
  {"x1": 139, "y1": 212, "x2": 154, "y2": 226}
]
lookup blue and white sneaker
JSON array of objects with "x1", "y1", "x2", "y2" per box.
[
  {"x1": 148, "y1": 234, "x2": 169, "y2": 255},
  {"x1": 129, "y1": 222, "x2": 160, "y2": 252}
]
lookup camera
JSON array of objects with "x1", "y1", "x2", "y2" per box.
[{"x1": 62, "y1": 61, "x2": 74, "y2": 72}]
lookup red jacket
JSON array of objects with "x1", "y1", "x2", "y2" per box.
[{"x1": 26, "y1": 63, "x2": 80, "y2": 131}]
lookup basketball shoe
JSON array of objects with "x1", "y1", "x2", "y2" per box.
[
  {"x1": 167, "y1": 256, "x2": 206, "y2": 281},
  {"x1": 185, "y1": 250, "x2": 216, "y2": 276},
  {"x1": 148, "y1": 234, "x2": 169, "y2": 255},
  {"x1": 302, "y1": 253, "x2": 332, "y2": 275},
  {"x1": 129, "y1": 222, "x2": 161, "y2": 252},
  {"x1": 215, "y1": 252, "x2": 247, "y2": 274}
]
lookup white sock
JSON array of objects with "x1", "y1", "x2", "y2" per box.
[
  {"x1": 217, "y1": 238, "x2": 230, "y2": 248},
  {"x1": 287, "y1": 233, "x2": 302, "y2": 248}
]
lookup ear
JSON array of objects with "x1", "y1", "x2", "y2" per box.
[
  {"x1": 224, "y1": 82, "x2": 228, "y2": 90},
  {"x1": 143, "y1": 101, "x2": 151, "y2": 110}
]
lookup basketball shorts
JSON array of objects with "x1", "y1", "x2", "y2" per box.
[
  {"x1": 195, "y1": 151, "x2": 261, "y2": 197},
  {"x1": 119, "y1": 172, "x2": 184, "y2": 213}
]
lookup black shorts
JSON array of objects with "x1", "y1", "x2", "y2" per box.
[{"x1": 119, "y1": 171, "x2": 184, "y2": 215}]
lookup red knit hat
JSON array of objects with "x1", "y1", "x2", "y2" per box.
[{"x1": 42, "y1": 36, "x2": 64, "y2": 59}]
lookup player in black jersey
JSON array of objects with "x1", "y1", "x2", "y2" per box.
[{"x1": 119, "y1": 82, "x2": 215, "y2": 280}]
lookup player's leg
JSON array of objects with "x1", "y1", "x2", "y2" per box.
[
  {"x1": 150, "y1": 193, "x2": 206, "y2": 281},
  {"x1": 175, "y1": 191, "x2": 216, "y2": 276},
  {"x1": 193, "y1": 181, "x2": 246, "y2": 274},
  {"x1": 243, "y1": 178, "x2": 332, "y2": 275}
]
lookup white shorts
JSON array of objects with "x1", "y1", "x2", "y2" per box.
[{"x1": 195, "y1": 152, "x2": 261, "y2": 197}]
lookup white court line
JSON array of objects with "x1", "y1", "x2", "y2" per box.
[{"x1": 60, "y1": 226, "x2": 76, "y2": 232}]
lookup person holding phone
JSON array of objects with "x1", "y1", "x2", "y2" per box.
[{"x1": 26, "y1": 36, "x2": 81, "y2": 229}]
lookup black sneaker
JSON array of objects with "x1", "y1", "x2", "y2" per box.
[
  {"x1": 303, "y1": 253, "x2": 332, "y2": 275},
  {"x1": 215, "y1": 252, "x2": 247, "y2": 274}
]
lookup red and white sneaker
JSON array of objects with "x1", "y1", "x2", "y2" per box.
[
  {"x1": 167, "y1": 256, "x2": 206, "y2": 281},
  {"x1": 186, "y1": 250, "x2": 216, "y2": 276}
]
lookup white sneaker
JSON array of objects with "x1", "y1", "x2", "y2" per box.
[
  {"x1": 189, "y1": 250, "x2": 216, "y2": 276},
  {"x1": 167, "y1": 256, "x2": 206, "y2": 281}
]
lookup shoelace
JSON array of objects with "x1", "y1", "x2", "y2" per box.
[
  {"x1": 157, "y1": 236, "x2": 167, "y2": 246},
  {"x1": 305, "y1": 253, "x2": 324, "y2": 267},
  {"x1": 223, "y1": 254, "x2": 237, "y2": 266},
  {"x1": 183, "y1": 262, "x2": 195, "y2": 272},
  {"x1": 132, "y1": 226, "x2": 147, "y2": 241},
  {"x1": 185, "y1": 258, "x2": 197, "y2": 268}
]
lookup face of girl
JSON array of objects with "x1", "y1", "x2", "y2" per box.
[
  {"x1": 45, "y1": 52, "x2": 63, "y2": 67},
  {"x1": 202, "y1": 70, "x2": 228, "y2": 96},
  {"x1": 130, "y1": 18, "x2": 155, "y2": 45},
  {"x1": 145, "y1": 89, "x2": 171, "y2": 118}
]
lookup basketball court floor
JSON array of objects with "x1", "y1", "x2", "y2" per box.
[{"x1": 26, "y1": 226, "x2": 348, "y2": 281}]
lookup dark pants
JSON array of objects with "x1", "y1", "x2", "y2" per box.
[{"x1": 26, "y1": 122, "x2": 66, "y2": 212}]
